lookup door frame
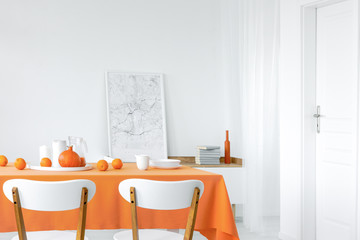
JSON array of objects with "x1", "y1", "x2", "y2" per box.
[{"x1": 300, "y1": 0, "x2": 360, "y2": 239}]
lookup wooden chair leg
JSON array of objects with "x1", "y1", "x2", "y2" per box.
[
  {"x1": 184, "y1": 187, "x2": 200, "y2": 240},
  {"x1": 232, "y1": 204, "x2": 236, "y2": 218},
  {"x1": 76, "y1": 187, "x2": 88, "y2": 240},
  {"x1": 12, "y1": 187, "x2": 27, "y2": 240},
  {"x1": 130, "y1": 187, "x2": 139, "y2": 240}
]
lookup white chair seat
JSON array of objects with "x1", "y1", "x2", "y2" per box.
[
  {"x1": 113, "y1": 229, "x2": 183, "y2": 240},
  {"x1": 11, "y1": 230, "x2": 89, "y2": 240}
]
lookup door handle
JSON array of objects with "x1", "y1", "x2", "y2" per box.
[{"x1": 313, "y1": 106, "x2": 324, "y2": 133}]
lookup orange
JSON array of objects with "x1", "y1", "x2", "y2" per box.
[
  {"x1": 0, "y1": 155, "x2": 8, "y2": 167},
  {"x1": 97, "y1": 160, "x2": 108, "y2": 171},
  {"x1": 80, "y1": 157, "x2": 86, "y2": 167},
  {"x1": 15, "y1": 158, "x2": 26, "y2": 170},
  {"x1": 112, "y1": 158, "x2": 123, "y2": 169},
  {"x1": 40, "y1": 157, "x2": 52, "y2": 167}
]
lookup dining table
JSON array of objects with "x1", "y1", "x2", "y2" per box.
[{"x1": 0, "y1": 162, "x2": 239, "y2": 240}]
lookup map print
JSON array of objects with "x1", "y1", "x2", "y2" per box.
[{"x1": 106, "y1": 73, "x2": 167, "y2": 162}]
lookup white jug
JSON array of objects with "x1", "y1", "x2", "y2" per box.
[{"x1": 52, "y1": 140, "x2": 67, "y2": 167}]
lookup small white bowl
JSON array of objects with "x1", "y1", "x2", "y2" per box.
[{"x1": 150, "y1": 159, "x2": 181, "y2": 169}]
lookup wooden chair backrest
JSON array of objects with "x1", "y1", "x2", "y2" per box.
[{"x1": 3, "y1": 179, "x2": 96, "y2": 240}]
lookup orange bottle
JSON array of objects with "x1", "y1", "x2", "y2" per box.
[{"x1": 225, "y1": 130, "x2": 230, "y2": 164}]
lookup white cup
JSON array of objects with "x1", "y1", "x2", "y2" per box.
[
  {"x1": 39, "y1": 145, "x2": 52, "y2": 161},
  {"x1": 135, "y1": 155, "x2": 150, "y2": 170}
]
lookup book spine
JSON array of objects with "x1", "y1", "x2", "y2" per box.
[{"x1": 197, "y1": 146, "x2": 221, "y2": 150}]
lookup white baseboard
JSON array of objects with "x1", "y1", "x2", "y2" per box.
[{"x1": 278, "y1": 232, "x2": 298, "y2": 240}]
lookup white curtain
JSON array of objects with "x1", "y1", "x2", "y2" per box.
[{"x1": 239, "y1": 0, "x2": 280, "y2": 233}]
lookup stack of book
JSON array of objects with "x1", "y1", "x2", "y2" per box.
[{"x1": 196, "y1": 146, "x2": 220, "y2": 165}]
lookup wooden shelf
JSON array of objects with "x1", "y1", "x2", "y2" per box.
[
  {"x1": 168, "y1": 156, "x2": 243, "y2": 168},
  {"x1": 181, "y1": 163, "x2": 242, "y2": 168}
]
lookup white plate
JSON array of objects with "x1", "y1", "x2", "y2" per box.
[
  {"x1": 151, "y1": 165, "x2": 181, "y2": 169},
  {"x1": 150, "y1": 159, "x2": 181, "y2": 169},
  {"x1": 29, "y1": 164, "x2": 93, "y2": 172}
]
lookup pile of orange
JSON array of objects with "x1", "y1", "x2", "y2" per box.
[
  {"x1": 0, "y1": 156, "x2": 26, "y2": 170},
  {"x1": 97, "y1": 158, "x2": 123, "y2": 171}
]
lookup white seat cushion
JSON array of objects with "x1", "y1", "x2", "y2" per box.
[
  {"x1": 113, "y1": 229, "x2": 183, "y2": 240},
  {"x1": 11, "y1": 230, "x2": 89, "y2": 240}
]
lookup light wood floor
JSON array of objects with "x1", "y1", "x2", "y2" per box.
[{"x1": 0, "y1": 217, "x2": 280, "y2": 240}]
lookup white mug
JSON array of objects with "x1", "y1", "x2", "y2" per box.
[
  {"x1": 135, "y1": 155, "x2": 150, "y2": 170},
  {"x1": 39, "y1": 145, "x2": 51, "y2": 160}
]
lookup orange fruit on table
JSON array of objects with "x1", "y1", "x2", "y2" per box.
[
  {"x1": 15, "y1": 158, "x2": 26, "y2": 170},
  {"x1": 0, "y1": 155, "x2": 8, "y2": 166},
  {"x1": 97, "y1": 160, "x2": 108, "y2": 171},
  {"x1": 112, "y1": 158, "x2": 123, "y2": 169},
  {"x1": 80, "y1": 157, "x2": 86, "y2": 167},
  {"x1": 40, "y1": 157, "x2": 52, "y2": 167}
]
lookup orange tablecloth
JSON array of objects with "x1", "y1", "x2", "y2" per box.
[{"x1": 0, "y1": 163, "x2": 239, "y2": 240}]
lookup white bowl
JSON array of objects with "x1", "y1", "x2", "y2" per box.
[{"x1": 150, "y1": 159, "x2": 181, "y2": 168}]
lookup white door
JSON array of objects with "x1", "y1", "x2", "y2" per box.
[{"x1": 316, "y1": 1, "x2": 358, "y2": 240}]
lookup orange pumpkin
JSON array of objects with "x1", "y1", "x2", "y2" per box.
[{"x1": 58, "y1": 146, "x2": 81, "y2": 167}]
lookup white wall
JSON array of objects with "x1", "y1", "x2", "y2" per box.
[
  {"x1": 0, "y1": 0, "x2": 279, "y2": 218},
  {"x1": 0, "y1": 0, "x2": 235, "y2": 163}
]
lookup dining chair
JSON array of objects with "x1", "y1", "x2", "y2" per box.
[
  {"x1": 3, "y1": 179, "x2": 96, "y2": 240},
  {"x1": 113, "y1": 179, "x2": 204, "y2": 240}
]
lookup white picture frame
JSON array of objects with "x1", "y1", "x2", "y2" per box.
[{"x1": 105, "y1": 72, "x2": 168, "y2": 162}]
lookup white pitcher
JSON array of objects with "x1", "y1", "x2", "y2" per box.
[{"x1": 52, "y1": 140, "x2": 67, "y2": 167}]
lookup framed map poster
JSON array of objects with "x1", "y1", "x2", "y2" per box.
[{"x1": 106, "y1": 72, "x2": 168, "y2": 162}]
